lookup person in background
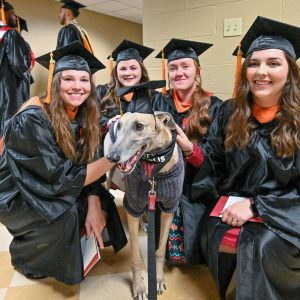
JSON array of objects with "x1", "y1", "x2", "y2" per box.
[
  {"x1": 0, "y1": 1, "x2": 32, "y2": 137},
  {"x1": 56, "y1": 0, "x2": 93, "y2": 53},
  {"x1": 15, "y1": 15, "x2": 35, "y2": 97},
  {"x1": 97, "y1": 39, "x2": 154, "y2": 135},
  {"x1": 152, "y1": 38, "x2": 222, "y2": 265},
  {"x1": 177, "y1": 16, "x2": 300, "y2": 299},
  {"x1": 0, "y1": 42, "x2": 127, "y2": 285}
]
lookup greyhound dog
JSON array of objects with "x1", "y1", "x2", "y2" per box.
[{"x1": 105, "y1": 111, "x2": 184, "y2": 299}]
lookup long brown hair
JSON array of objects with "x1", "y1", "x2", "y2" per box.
[
  {"x1": 101, "y1": 60, "x2": 150, "y2": 114},
  {"x1": 225, "y1": 52, "x2": 300, "y2": 158},
  {"x1": 170, "y1": 60, "x2": 212, "y2": 143},
  {"x1": 42, "y1": 71, "x2": 100, "y2": 163}
]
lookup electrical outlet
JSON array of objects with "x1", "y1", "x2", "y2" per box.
[{"x1": 224, "y1": 18, "x2": 242, "y2": 37}]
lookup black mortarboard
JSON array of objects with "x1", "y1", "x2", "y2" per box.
[
  {"x1": 0, "y1": 1, "x2": 13, "y2": 11},
  {"x1": 232, "y1": 16, "x2": 300, "y2": 59},
  {"x1": 117, "y1": 80, "x2": 166, "y2": 114},
  {"x1": 36, "y1": 41, "x2": 105, "y2": 75},
  {"x1": 60, "y1": 0, "x2": 85, "y2": 17},
  {"x1": 155, "y1": 38, "x2": 213, "y2": 62},
  {"x1": 36, "y1": 41, "x2": 105, "y2": 103},
  {"x1": 16, "y1": 15, "x2": 28, "y2": 32},
  {"x1": 108, "y1": 39, "x2": 154, "y2": 63}
]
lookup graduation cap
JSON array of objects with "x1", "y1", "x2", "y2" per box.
[
  {"x1": 0, "y1": 0, "x2": 13, "y2": 24},
  {"x1": 109, "y1": 39, "x2": 154, "y2": 63},
  {"x1": 156, "y1": 38, "x2": 213, "y2": 63},
  {"x1": 36, "y1": 41, "x2": 105, "y2": 103},
  {"x1": 155, "y1": 38, "x2": 212, "y2": 94},
  {"x1": 232, "y1": 16, "x2": 300, "y2": 96},
  {"x1": 16, "y1": 15, "x2": 28, "y2": 32},
  {"x1": 233, "y1": 16, "x2": 300, "y2": 59},
  {"x1": 117, "y1": 80, "x2": 166, "y2": 114},
  {"x1": 60, "y1": 0, "x2": 85, "y2": 17}
]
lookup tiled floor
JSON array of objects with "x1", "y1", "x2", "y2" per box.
[{"x1": 0, "y1": 190, "x2": 224, "y2": 300}]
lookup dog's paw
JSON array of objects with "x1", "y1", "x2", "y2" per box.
[
  {"x1": 132, "y1": 280, "x2": 147, "y2": 300},
  {"x1": 132, "y1": 266, "x2": 147, "y2": 300},
  {"x1": 157, "y1": 277, "x2": 167, "y2": 295}
]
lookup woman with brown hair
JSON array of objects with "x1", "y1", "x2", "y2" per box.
[
  {"x1": 152, "y1": 38, "x2": 222, "y2": 265},
  {"x1": 97, "y1": 39, "x2": 154, "y2": 134},
  {"x1": 179, "y1": 17, "x2": 300, "y2": 299},
  {"x1": 0, "y1": 42, "x2": 127, "y2": 285}
]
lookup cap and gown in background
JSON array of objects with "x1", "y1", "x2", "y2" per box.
[
  {"x1": 0, "y1": 1, "x2": 32, "y2": 137},
  {"x1": 56, "y1": 0, "x2": 94, "y2": 53},
  {"x1": 14, "y1": 15, "x2": 35, "y2": 90},
  {"x1": 97, "y1": 39, "x2": 155, "y2": 131},
  {"x1": 0, "y1": 41, "x2": 127, "y2": 284},
  {"x1": 192, "y1": 16, "x2": 300, "y2": 300}
]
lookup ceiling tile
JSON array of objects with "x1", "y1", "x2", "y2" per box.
[{"x1": 89, "y1": 1, "x2": 131, "y2": 13}]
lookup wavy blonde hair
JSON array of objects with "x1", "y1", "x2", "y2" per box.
[
  {"x1": 169, "y1": 60, "x2": 212, "y2": 143},
  {"x1": 225, "y1": 52, "x2": 300, "y2": 158},
  {"x1": 41, "y1": 71, "x2": 100, "y2": 163}
]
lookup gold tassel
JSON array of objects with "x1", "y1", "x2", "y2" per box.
[
  {"x1": 161, "y1": 49, "x2": 166, "y2": 95},
  {"x1": 233, "y1": 43, "x2": 242, "y2": 98},
  {"x1": 1, "y1": 0, "x2": 7, "y2": 25},
  {"x1": 16, "y1": 16, "x2": 20, "y2": 33},
  {"x1": 44, "y1": 52, "x2": 55, "y2": 104},
  {"x1": 109, "y1": 53, "x2": 113, "y2": 79}
]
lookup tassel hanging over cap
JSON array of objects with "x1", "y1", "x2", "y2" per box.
[
  {"x1": 16, "y1": 16, "x2": 20, "y2": 33},
  {"x1": 1, "y1": 0, "x2": 7, "y2": 25},
  {"x1": 233, "y1": 42, "x2": 242, "y2": 98},
  {"x1": 44, "y1": 52, "x2": 55, "y2": 104},
  {"x1": 161, "y1": 49, "x2": 166, "y2": 95}
]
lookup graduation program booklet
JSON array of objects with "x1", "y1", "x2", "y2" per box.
[
  {"x1": 80, "y1": 232, "x2": 101, "y2": 276},
  {"x1": 210, "y1": 196, "x2": 263, "y2": 223}
]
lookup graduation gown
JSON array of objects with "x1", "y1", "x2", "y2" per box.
[
  {"x1": 152, "y1": 91, "x2": 222, "y2": 264},
  {"x1": 192, "y1": 99, "x2": 300, "y2": 299},
  {"x1": 56, "y1": 23, "x2": 83, "y2": 49},
  {"x1": 0, "y1": 105, "x2": 127, "y2": 285},
  {"x1": 0, "y1": 26, "x2": 31, "y2": 137}
]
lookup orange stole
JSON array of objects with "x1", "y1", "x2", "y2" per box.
[
  {"x1": 252, "y1": 102, "x2": 280, "y2": 123},
  {"x1": 173, "y1": 90, "x2": 192, "y2": 113}
]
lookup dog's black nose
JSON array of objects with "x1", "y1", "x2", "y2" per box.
[{"x1": 107, "y1": 152, "x2": 120, "y2": 163}]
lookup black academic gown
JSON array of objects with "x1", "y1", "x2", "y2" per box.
[
  {"x1": 152, "y1": 91, "x2": 222, "y2": 264},
  {"x1": 0, "y1": 26, "x2": 31, "y2": 137},
  {"x1": 0, "y1": 105, "x2": 127, "y2": 285},
  {"x1": 192, "y1": 99, "x2": 300, "y2": 299},
  {"x1": 56, "y1": 23, "x2": 83, "y2": 49}
]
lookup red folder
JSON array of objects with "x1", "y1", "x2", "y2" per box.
[{"x1": 210, "y1": 196, "x2": 263, "y2": 223}]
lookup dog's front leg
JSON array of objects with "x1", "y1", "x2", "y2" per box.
[
  {"x1": 127, "y1": 213, "x2": 147, "y2": 300},
  {"x1": 156, "y1": 211, "x2": 174, "y2": 295}
]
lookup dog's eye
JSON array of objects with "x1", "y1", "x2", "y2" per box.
[{"x1": 135, "y1": 123, "x2": 144, "y2": 131}]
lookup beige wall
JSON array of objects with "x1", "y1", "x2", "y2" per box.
[
  {"x1": 12, "y1": 0, "x2": 142, "y2": 96},
  {"x1": 143, "y1": 0, "x2": 300, "y2": 100}
]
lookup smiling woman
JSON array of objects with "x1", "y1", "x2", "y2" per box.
[{"x1": 0, "y1": 41, "x2": 127, "y2": 285}]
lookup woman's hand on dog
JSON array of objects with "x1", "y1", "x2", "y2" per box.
[
  {"x1": 175, "y1": 124, "x2": 193, "y2": 152},
  {"x1": 85, "y1": 195, "x2": 106, "y2": 249}
]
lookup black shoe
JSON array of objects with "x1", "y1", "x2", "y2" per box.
[{"x1": 23, "y1": 272, "x2": 47, "y2": 280}]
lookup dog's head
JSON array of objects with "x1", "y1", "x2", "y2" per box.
[{"x1": 107, "y1": 111, "x2": 176, "y2": 174}]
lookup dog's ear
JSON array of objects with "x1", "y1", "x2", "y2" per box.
[{"x1": 154, "y1": 111, "x2": 177, "y2": 130}]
